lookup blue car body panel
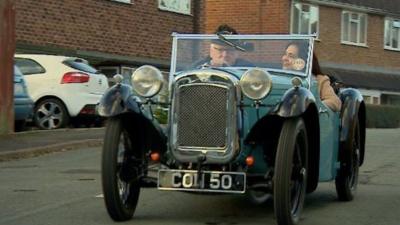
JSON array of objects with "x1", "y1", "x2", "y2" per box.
[{"x1": 13, "y1": 66, "x2": 34, "y2": 121}]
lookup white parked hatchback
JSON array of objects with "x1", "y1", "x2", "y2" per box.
[{"x1": 15, "y1": 54, "x2": 109, "y2": 129}]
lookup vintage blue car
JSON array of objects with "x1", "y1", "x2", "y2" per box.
[{"x1": 98, "y1": 34, "x2": 366, "y2": 225}]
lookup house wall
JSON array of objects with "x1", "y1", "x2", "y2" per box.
[
  {"x1": 202, "y1": 0, "x2": 400, "y2": 70},
  {"x1": 315, "y1": 5, "x2": 400, "y2": 69},
  {"x1": 202, "y1": 0, "x2": 290, "y2": 34},
  {"x1": 15, "y1": 0, "x2": 196, "y2": 62}
]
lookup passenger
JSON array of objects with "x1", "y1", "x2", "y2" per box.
[{"x1": 282, "y1": 43, "x2": 342, "y2": 112}]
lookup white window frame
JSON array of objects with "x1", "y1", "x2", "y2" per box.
[
  {"x1": 290, "y1": 2, "x2": 319, "y2": 37},
  {"x1": 158, "y1": 0, "x2": 191, "y2": 15},
  {"x1": 98, "y1": 66, "x2": 120, "y2": 85},
  {"x1": 109, "y1": 0, "x2": 132, "y2": 4},
  {"x1": 360, "y1": 89, "x2": 381, "y2": 104},
  {"x1": 341, "y1": 11, "x2": 368, "y2": 47},
  {"x1": 384, "y1": 17, "x2": 400, "y2": 51}
]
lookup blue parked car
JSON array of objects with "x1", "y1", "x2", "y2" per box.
[
  {"x1": 14, "y1": 65, "x2": 34, "y2": 131},
  {"x1": 98, "y1": 34, "x2": 366, "y2": 225}
]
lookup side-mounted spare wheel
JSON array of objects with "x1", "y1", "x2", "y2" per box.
[{"x1": 274, "y1": 117, "x2": 308, "y2": 225}]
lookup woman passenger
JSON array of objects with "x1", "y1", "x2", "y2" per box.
[{"x1": 282, "y1": 43, "x2": 342, "y2": 112}]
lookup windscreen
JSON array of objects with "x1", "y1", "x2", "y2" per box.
[{"x1": 173, "y1": 36, "x2": 312, "y2": 76}]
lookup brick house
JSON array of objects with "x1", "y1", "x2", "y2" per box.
[
  {"x1": 15, "y1": 0, "x2": 400, "y2": 105},
  {"x1": 15, "y1": 0, "x2": 198, "y2": 82},
  {"x1": 200, "y1": 0, "x2": 400, "y2": 105}
]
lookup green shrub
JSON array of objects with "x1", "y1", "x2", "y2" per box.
[
  {"x1": 153, "y1": 107, "x2": 168, "y2": 124},
  {"x1": 366, "y1": 104, "x2": 400, "y2": 128}
]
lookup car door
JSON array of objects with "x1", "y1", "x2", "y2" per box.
[{"x1": 311, "y1": 78, "x2": 340, "y2": 181}]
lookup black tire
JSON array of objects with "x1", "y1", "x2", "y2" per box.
[
  {"x1": 274, "y1": 118, "x2": 308, "y2": 225},
  {"x1": 14, "y1": 120, "x2": 26, "y2": 132},
  {"x1": 102, "y1": 117, "x2": 141, "y2": 221},
  {"x1": 335, "y1": 118, "x2": 360, "y2": 201},
  {"x1": 34, "y1": 98, "x2": 69, "y2": 129}
]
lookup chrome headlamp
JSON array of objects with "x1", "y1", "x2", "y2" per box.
[
  {"x1": 239, "y1": 68, "x2": 272, "y2": 100},
  {"x1": 131, "y1": 65, "x2": 164, "y2": 98}
]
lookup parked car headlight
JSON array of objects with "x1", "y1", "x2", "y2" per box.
[
  {"x1": 131, "y1": 65, "x2": 164, "y2": 98},
  {"x1": 240, "y1": 68, "x2": 272, "y2": 100}
]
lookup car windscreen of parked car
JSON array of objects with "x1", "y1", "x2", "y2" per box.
[{"x1": 63, "y1": 58, "x2": 99, "y2": 74}]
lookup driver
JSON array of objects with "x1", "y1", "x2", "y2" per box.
[{"x1": 281, "y1": 43, "x2": 342, "y2": 112}]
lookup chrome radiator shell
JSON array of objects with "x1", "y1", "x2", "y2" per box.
[{"x1": 169, "y1": 70, "x2": 239, "y2": 164}]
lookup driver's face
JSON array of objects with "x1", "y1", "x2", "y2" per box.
[
  {"x1": 282, "y1": 44, "x2": 299, "y2": 70},
  {"x1": 209, "y1": 43, "x2": 238, "y2": 66}
]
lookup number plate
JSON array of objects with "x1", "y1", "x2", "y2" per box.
[{"x1": 157, "y1": 169, "x2": 246, "y2": 193}]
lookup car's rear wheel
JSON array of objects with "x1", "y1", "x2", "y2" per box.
[
  {"x1": 34, "y1": 98, "x2": 69, "y2": 129},
  {"x1": 274, "y1": 117, "x2": 308, "y2": 225},
  {"x1": 102, "y1": 117, "x2": 142, "y2": 221},
  {"x1": 335, "y1": 118, "x2": 360, "y2": 201}
]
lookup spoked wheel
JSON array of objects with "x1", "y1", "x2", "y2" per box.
[
  {"x1": 274, "y1": 118, "x2": 308, "y2": 225},
  {"x1": 335, "y1": 118, "x2": 360, "y2": 201},
  {"x1": 102, "y1": 117, "x2": 143, "y2": 221}
]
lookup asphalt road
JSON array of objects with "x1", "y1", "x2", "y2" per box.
[{"x1": 0, "y1": 129, "x2": 399, "y2": 225}]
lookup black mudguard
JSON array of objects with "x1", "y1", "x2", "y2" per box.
[
  {"x1": 275, "y1": 87, "x2": 316, "y2": 117},
  {"x1": 269, "y1": 87, "x2": 320, "y2": 193},
  {"x1": 97, "y1": 84, "x2": 167, "y2": 154},
  {"x1": 339, "y1": 88, "x2": 366, "y2": 166},
  {"x1": 97, "y1": 84, "x2": 140, "y2": 117}
]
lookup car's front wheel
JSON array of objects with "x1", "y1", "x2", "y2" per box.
[
  {"x1": 102, "y1": 117, "x2": 142, "y2": 221},
  {"x1": 34, "y1": 98, "x2": 69, "y2": 129},
  {"x1": 274, "y1": 117, "x2": 308, "y2": 225}
]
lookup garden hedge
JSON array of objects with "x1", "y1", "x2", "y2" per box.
[{"x1": 366, "y1": 104, "x2": 400, "y2": 128}]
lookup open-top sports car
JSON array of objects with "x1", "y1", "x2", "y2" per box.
[{"x1": 97, "y1": 34, "x2": 366, "y2": 225}]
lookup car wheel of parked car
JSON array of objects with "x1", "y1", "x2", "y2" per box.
[
  {"x1": 335, "y1": 118, "x2": 360, "y2": 201},
  {"x1": 102, "y1": 117, "x2": 142, "y2": 221},
  {"x1": 274, "y1": 117, "x2": 308, "y2": 225},
  {"x1": 34, "y1": 98, "x2": 69, "y2": 130}
]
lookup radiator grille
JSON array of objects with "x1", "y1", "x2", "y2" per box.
[{"x1": 176, "y1": 84, "x2": 228, "y2": 148}]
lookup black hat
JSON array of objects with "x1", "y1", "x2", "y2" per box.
[
  {"x1": 215, "y1": 24, "x2": 238, "y2": 35},
  {"x1": 211, "y1": 24, "x2": 254, "y2": 52},
  {"x1": 211, "y1": 24, "x2": 239, "y2": 46}
]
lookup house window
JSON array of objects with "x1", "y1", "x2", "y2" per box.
[
  {"x1": 341, "y1": 11, "x2": 367, "y2": 46},
  {"x1": 159, "y1": 0, "x2": 191, "y2": 15},
  {"x1": 384, "y1": 18, "x2": 400, "y2": 51},
  {"x1": 372, "y1": 97, "x2": 380, "y2": 105},
  {"x1": 110, "y1": 0, "x2": 131, "y2": 4},
  {"x1": 121, "y1": 67, "x2": 136, "y2": 85},
  {"x1": 98, "y1": 66, "x2": 120, "y2": 86},
  {"x1": 291, "y1": 2, "x2": 319, "y2": 36}
]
